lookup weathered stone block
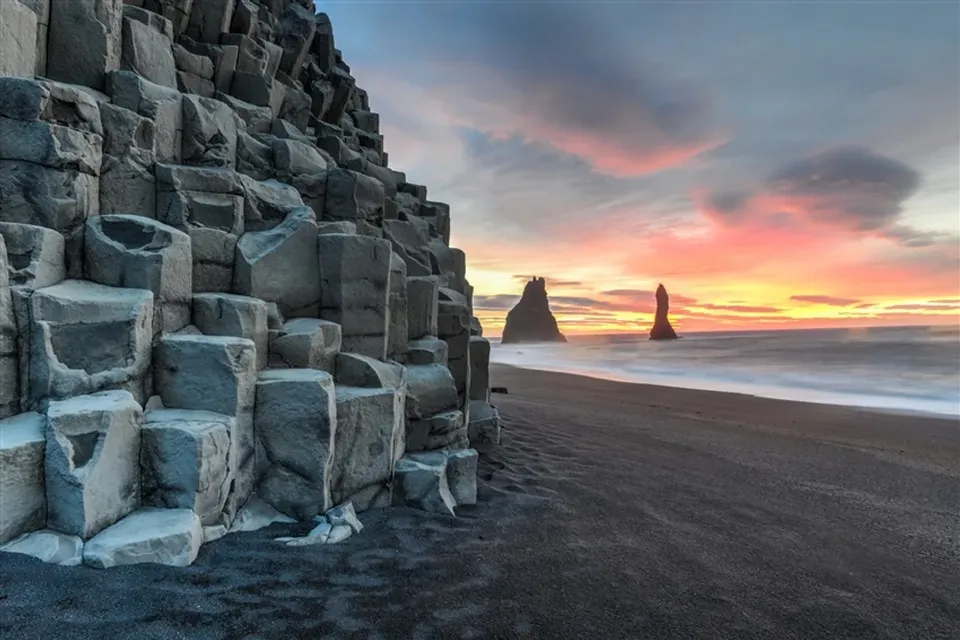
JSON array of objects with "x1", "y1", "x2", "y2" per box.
[
  {"x1": 273, "y1": 138, "x2": 330, "y2": 180},
  {"x1": 275, "y1": 1, "x2": 315, "y2": 78},
  {"x1": 335, "y1": 353, "x2": 406, "y2": 390},
  {"x1": 143, "y1": 0, "x2": 192, "y2": 35},
  {"x1": 383, "y1": 220, "x2": 431, "y2": 277},
  {"x1": 329, "y1": 386, "x2": 403, "y2": 511},
  {"x1": 405, "y1": 410, "x2": 466, "y2": 453},
  {"x1": 407, "y1": 276, "x2": 439, "y2": 340},
  {"x1": 469, "y1": 336, "x2": 491, "y2": 402},
  {"x1": 239, "y1": 174, "x2": 304, "y2": 229},
  {"x1": 255, "y1": 369, "x2": 336, "y2": 519},
  {"x1": 0, "y1": 222, "x2": 65, "y2": 289},
  {"x1": 318, "y1": 233, "x2": 392, "y2": 358},
  {"x1": 141, "y1": 408, "x2": 232, "y2": 525},
  {"x1": 0, "y1": 412, "x2": 46, "y2": 544},
  {"x1": 388, "y1": 253, "x2": 408, "y2": 360},
  {"x1": 21, "y1": 281, "x2": 153, "y2": 410},
  {"x1": 407, "y1": 337, "x2": 448, "y2": 366},
  {"x1": 84, "y1": 215, "x2": 192, "y2": 335},
  {"x1": 393, "y1": 453, "x2": 455, "y2": 516},
  {"x1": 45, "y1": 390, "x2": 142, "y2": 540},
  {"x1": 186, "y1": 0, "x2": 233, "y2": 43},
  {"x1": 192, "y1": 293, "x2": 268, "y2": 369},
  {"x1": 47, "y1": 0, "x2": 123, "y2": 91},
  {"x1": 234, "y1": 207, "x2": 320, "y2": 317},
  {"x1": 121, "y1": 15, "x2": 177, "y2": 89},
  {"x1": 108, "y1": 70, "x2": 183, "y2": 163},
  {"x1": 405, "y1": 364, "x2": 458, "y2": 421},
  {"x1": 0, "y1": 117, "x2": 103, "y2": 176},
  {"x1": 442, "y1": 449, "x2": 478, "y2": 506},
  {"x1": 122, "y1": 4, "x2": 174, "y2": 39},
  {"x1": 82, "y1": 507, "x2": 202, "y2": 568},
  {"x1": 182, "y1": 94, "x2": 240, "y2": 168},
  {"x1": 468, "y1": 400, "x2": 501, "y2": 452},
  {"x1": 324, "y1": 168, "x2": 385, "y2": 223},
  {"x1": 268, "y1": 318, "x2": 340, "y2": 371},
  {"x1": 0, "y1": 239, "x2": 18, "y2": 419},
  {"x1": 0, "y1": 0, "x2": 39, "y2": 78},
  {"x1": 153, "y1": 334, "x2": 257, "y2": 524},
  {"x1": 0, "y1": 529, "x2": 83, "y2": 566}
]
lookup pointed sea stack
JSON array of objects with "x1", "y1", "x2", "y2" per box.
[
  {"x1": 501, "y1": 277, "x2": 567, "y2": 344},
  {"x1": 649, "y1": 284, "x2": 679, "y2": 340}
]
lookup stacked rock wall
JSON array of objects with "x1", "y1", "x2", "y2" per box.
[{"x1": 0, "y1": 0, "x2": 500, "y2": 568}]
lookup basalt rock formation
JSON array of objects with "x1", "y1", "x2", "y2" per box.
[
  {"x1": 649, "y1": 284, "x2": 679, "y2": 340},
  {"x1": 0, "y1": 0, "x2": 501, "y2": 568},
  {"x1": 501, "y1": 277, "x2": 566, "y2": 344}
]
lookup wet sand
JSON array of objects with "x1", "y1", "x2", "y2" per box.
[{"x1": 2, "y1": 364, "x2": 958, "y2": 639}]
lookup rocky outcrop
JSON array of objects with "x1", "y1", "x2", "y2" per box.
[
  {"x1": 649, "y1": 284, "x2": 679, "y2": 340},
  {"x1": 501, "y1": 277, "x2": 566, "y2": 344},
  {"x1": 0, "y1": 0, "x2": 501, "y2": 568}
]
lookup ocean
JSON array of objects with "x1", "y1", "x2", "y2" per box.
[{"x1": 489, "y1": 325, "x2": 960, "y2": 417}]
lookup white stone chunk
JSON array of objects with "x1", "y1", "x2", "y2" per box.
[
  {"x1": 324, "y1": 501, "x2": 363, "y2": 533},
  {"x1": 442, "y1": 449, "x2": 478, "y2": 506},
  {"x1": 82, "y1": 507, "x2": 202, "y2": 569},
  {"x1": 45, "y1": 391, "x2": 142, "y2": 540},
  {"x1": 0, "y1": 529, "x2": 84, "y2": 566},
  {"x1": 228, "y1": 494, "x2": 296, "y2": 533},
  {"x1": 393, "y1": 454, "x2": 456, "y2": 516}
]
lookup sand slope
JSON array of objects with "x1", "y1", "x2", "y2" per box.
[{"x1": 1, "y1": 364, "x2": 958, "y2": 639}]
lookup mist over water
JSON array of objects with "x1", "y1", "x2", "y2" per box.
[{"x1": 490, "y1": 325, "x2": 960, "y2": 417}]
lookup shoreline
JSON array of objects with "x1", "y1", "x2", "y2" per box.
[{"x1": 488, "y1": 360, "x2": 960, "y2": 419}]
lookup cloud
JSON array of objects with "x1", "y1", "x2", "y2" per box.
[
  {"x1": 701, "y1": 147, "x2": 925, "y2": 241},
  {"x1": 472, "y1": 295, "x2": 520, "y2": 311},
  {"x1": 512, "y1": 275, "x2": 583, "y2": 288},
  {"x1": 790, "y1": 295, "x2": 862, "y2": 307},
  {"x1": 691, "y1": 303, "x2": 782, "y2": 314}
]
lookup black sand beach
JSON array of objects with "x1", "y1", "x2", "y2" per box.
[{"x1": 2, "y1": 364, "x2": 958, "y2": 639}]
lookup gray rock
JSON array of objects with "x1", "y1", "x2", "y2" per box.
[
  {"x1": 83, "y1": 215, "x2": 192, "y2": 335},
  {"x1": 228, "y1": 493, "x2": 295, "y2": 533},
  {"x1": 192, "y1": 293, "x2": 268, "y2": 369},
  {"x1": 181, "y1": 94, "x2": 240, "y2": 168},
  {"x1": 407, "y1": 337, "x2": 448, "y2": 366},
  {"x1": 469, "y1": 337, "x2": 491, "y2": 402},
  {"x1": 393, "y1": 454, "x2": 456, "y2": 516},
  {"x1": 387, "y1": 253, "x2": 409, "y2": 359},
  {"x1": 268, "y1": 318, "x2": 341, "y2": 372},
  {"x1": 318, "y1": 233, "x2": 392, "y2": 359},
  {"x1": 326, "y1": 523, "x2": 352, "y2": 544},
  {"x1": 142, "y1": 0, "x2": 193, "y2": 35},
  {"x1": 21, "y1": 281, "x2": 153, "y2": 409},
  {"x1": 107, "y1": 70, "x2": 183, "y2": 163},
  {"x1": 0, "y1": 240, "x2": 18, "y2": 418},
  {"x1": 0, "y1": 77, "x2": 103, "y2": 134},
  {"x1": 468, "y1": 400, "x2": 501, "y2": 452},
  {"x1": 155, "y1": 162, "x2": 243, "y2": 194},
  {"x1": 234, "y1": 207, "x2": 320, "y2": 317},
  {"x1": 255, "y1": 369, "x2": 336, "y2": 520},
  {"x1": 419, "y1": 200, "x2": 452, "y2": 244},
  {"x1": 185, "y1": 0, "x2": 233, "y2": 44},
  {"x1": 217, "y1": 93, "x2": 273, "y2": 134},
  {"x1": 407, "y1": 276, "x2": 439, "y2": 340},
  {"x1": 383, "y1": 220, "x2": 432, "y2": 277},
  {"x1": 0, "y1": 0, "x2": 38, "y2": 78},
  {"x1": 231, "y1": 72, "x2": 284, "y2": 115},
  {"x1": 221, "y1": 33, "x2": 267, "y2": 75},
  {"x1": 45, "y1": 390, "x2": 142, "y2": 540},
  {"x1": 153, "y1": 334, "x2": 257, "y2": 524},
  {"x1": 82, "y1": 507, "x2": 202, "y2": 568},
  {"x1": 439, "y1": 297, "x2": 472, "y2": 415},
  {"x1": 141, "y1": 409, "x2": 232, "y2": 525},
  {"x1": 122, "y1": 4, "x2": 173, "y2": 40},
  {"x1": 470, "y1": 316, "x2": 483, "y2": 337},
  {"x1": 276, "y1": 1, "x2": 316, "y2": 78},
  {"x1": 172, "y1": 43, "x2": 214, "y2": 79},
  {"x1": 235, "y1": 131, "x2": 275, "y2": 179},
  {"x1": 0, "y1": 412, "x2": 46, "y2": 544},
  {"x1": 316, "y1": 221, "x2": 356, "y2": 235},
  {"x1": 329, "y1": 386, "x2": 404, "y2": 511},
  {"x1": 0, "y1": 117, "x2": 103, "y2": 176},
  {"x1": 324, "y1": 168, "x2": 385, "y2": 223},
  {"x1": 0, "y1": 222, "x2": 66, "y2": 289},
  {"x1": 176, "y1": 71, "x2": 216, "y2": 98},
  {"x1": 335, "y1": 353, "x2": 406, "y2": 390},
  {"x1": 405, "y1": 410, "x2": 467, "y2": 453},
  {"x1": 239, "y1": 175, "x2": 304, "y2": 230},
  {"x1": 278, "y1": 86, "x2": 311, "y2": 132},
  {"x1": 99, "y1": 156, "x2": 157, "y2": 219},
  {"x1": 157, "y1": 189, "x2": 244, "y2": 293},
  {"x1": 405, "y1": 364, "x2": 458, "y2": 420},
  {"x1": 273, "y1": 138, "x2": 331, "y2": 180},
  {"x1": 120, "y1": 16, "x2": 177, "y2": 89},
  {"x1": 0, "y1": 161, "x2": 99, "y2": 278},
  {"x1": 0, "y1": 529, "x2": 83, "y2": 566},
  {"x1": 441, "y1": 449, "x2": 478, "y2": 506},
  {"x1": 47, "y1": 0, "x2": 123, "y2": 91}
]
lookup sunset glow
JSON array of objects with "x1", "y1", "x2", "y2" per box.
[{"x1": 323, "y1": 2, "x2": 959, "y2": 337}]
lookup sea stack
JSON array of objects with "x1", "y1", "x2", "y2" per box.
[
  {"x1": 501, "y1": 277, "x2": 567, "y2": 344},
  {"x1": 649, "y1": 284, "x2": 679, "y2": 340}
]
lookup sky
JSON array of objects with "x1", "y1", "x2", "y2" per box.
[{"x1": 320, "y1": 0, "x2": 960, "y2": 336}]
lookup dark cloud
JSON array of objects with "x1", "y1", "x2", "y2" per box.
[
  {"x1": 790, "y1": 295, "x2": 862, "y2": 307},
  {"x1": 472, "y1": 295, "x2": 520, "y2": 311},
  {"x1": 883, "y1": 302, "x2": 960, "y2": 311}
]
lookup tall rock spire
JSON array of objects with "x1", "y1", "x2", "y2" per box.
[{"x1": 649, "y1": 284, "x2": 679, "y2": 340}]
